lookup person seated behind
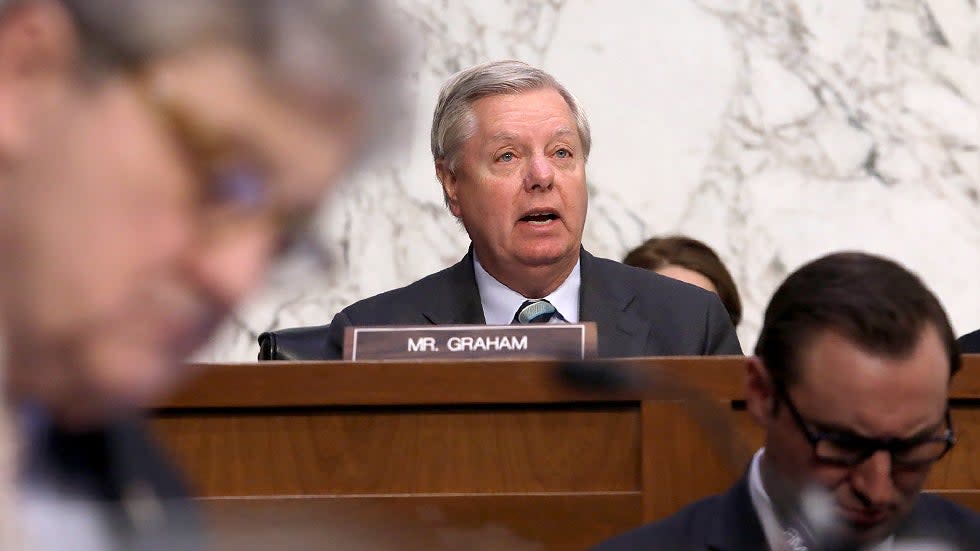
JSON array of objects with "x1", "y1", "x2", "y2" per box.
[
  {"x1": 0, "y1": 0, "x2": 403, "y2": 547},
  {"x1": 623, "y1": 235, "x2": 741, "y2": 327},
  {"x1": 323, "y1": 60, "x2": 741, "y2": 359},
  {"x1": 592, "y1": 252, "x2": 980, "y2": 550}
]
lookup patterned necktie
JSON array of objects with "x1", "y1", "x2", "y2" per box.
[{"x1": 512, "y1": 299, "x2": 557, "y2": 324}]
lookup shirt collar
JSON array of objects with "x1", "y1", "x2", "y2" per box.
[
  {"x1": 472, "y1": 252, "x2": 580, "y2": 325},
  {"x1": 748, "y1": 448, "x2": 789, "y2": 550}
]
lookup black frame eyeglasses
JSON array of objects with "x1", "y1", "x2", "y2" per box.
[{"x1": 774, "y1": 381, "x2": 956, "y2": 469}]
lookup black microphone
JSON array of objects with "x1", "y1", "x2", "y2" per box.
[{"x1": 557, "y1": 360, "x2": 643, "y2": 392}]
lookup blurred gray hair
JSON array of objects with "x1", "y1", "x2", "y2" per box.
[
  {"x1": 51, "y1": 0, "x2": 411, "y2": 157},
  {"x1": 431, "y1": 60, "x2": 592, "y2": 175}
]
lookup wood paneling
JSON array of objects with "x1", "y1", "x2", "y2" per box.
[
  {"x1": 162, "y1": 356, "x2": 980, "y2": 409},
  {"x1": 640, "y1": 401, "x2": 762, "y2": 520},
  {"x1": 152, "y1": 355, "x2": 980, "y2": 550},
  {"x1": 202, "y1": 493, "x2": 640, "y2": 551},
  {"x1": 160, "y1": 357, "x2": 751, "y2": 408},
  {"x1": 155, "y1": 405, "x2": 639, "y2": 495},
  {"x1": 925, "y1": 405, "x2": 980, "y2": 489}
]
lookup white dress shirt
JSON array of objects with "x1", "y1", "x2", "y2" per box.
[
  {"x1": 18, "y1": 405, "x2": 114, "y2": 551},
  {"x1": 472, "y1": 253, "x2": 580, "y2": 325},
  {"x1": 1, "y1": 326, "x2": 112, "y2": 551},
  {"x1": 748, "y1": 448, "x2": 893, "y2": 551}
]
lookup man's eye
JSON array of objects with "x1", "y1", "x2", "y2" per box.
[
  {"x1": 204, "y1": 162, "x2": 269, "y2": 211},
  {"x1": 826, "y1": 433, "x2": 873, "y2": 452},
  {"x1": 497, "y1": 152, "x2": 515, "y2": 162},
  {"x1": 555, "y1": 148, "x2": 571, "y2": 158}
]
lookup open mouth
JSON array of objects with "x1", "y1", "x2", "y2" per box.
[{"x1": 519, "y1": 211, "x2": 560, "y2": 225}]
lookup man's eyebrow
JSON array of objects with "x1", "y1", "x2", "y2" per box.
[
  {"x1": 812, "y1": 416, "x2": 947, "y2": 441},
  {"x1": 904, "y1": 416, "x2": 948, "y2": 441},
  {"x1": 487, "y1": 131, "x2": 519, "y2": 143},
  {"x1": 810, "y1": 420, "x2": 861, "y2": 437},
  {"x1": 486, "y1": 128, "x2": 577, "y2": 143}
]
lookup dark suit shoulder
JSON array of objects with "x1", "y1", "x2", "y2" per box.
[
  {"x1": 585, "y1": 254, "x2": 742, "y2": 355},
  {"x1": 590, "y1": 255, "x2": 721, "y2": 308},
  {"x1": 589, "y1": 493, "x2": 724, "y2": 550},
  {"x1": 336, "y1": 262, "x2": 459, "y2": 323},
  {"x1": 959, "y1": 328, "x2": 980, "y2": 354},
  {"x1": 323, "y1": 257, "x2": 474, "y2": 358},
  {"x1": 904, "y1": 492, "x2": 980, "y2": 545}
]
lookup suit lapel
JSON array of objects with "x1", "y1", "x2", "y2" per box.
[
  {"x1": 706, "y1": 476, "x2": 770, "y2": 550},
  {"x1": 892, "y1": 494, "x2": 950, "y2": 542},
  {"x1": 421, "y1": 246, "x2": 486, "y2": 325},
  {"x1": 578, "y1": 249, "x2": 653, "y2": 356}
]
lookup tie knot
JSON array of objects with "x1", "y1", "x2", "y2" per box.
[{"x1": 513, "y1": 299, "x2": 557, "y2": 324}]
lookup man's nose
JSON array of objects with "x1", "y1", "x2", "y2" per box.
[
  {"x1": 182, "y1": 225, "x2": 274, "y2": 311},
  {"x1": 523, "y1": 153, "x2": 554, "y2": 191},
  {"x1": 849, "y1": 450, "x2": 898, "y2": 507}
]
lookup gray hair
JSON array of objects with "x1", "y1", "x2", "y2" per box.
[
  {"x1": 52, "y1": 0, "x2": 410, "y2": 156},
  {"x1": 431, "y1": 60, "x2": 592, "y2": 174}
]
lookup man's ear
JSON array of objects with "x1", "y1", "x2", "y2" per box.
[
  {"x1": 0, "y1": 1, "x2": 78, "y2": 162},
  {"x1": 435, "y1": 158, "x2": 462, "y2": 218},
  {"x1": 746, "y1": 356, "x2": 777, "y2": 427}
]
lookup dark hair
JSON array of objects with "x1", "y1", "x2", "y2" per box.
[
  {"x1": 623, "y1": 236, "x2": 742, "y2": 326},
  {"x1": 754, "y1": 251, "x2": 960, "y2": 386}
]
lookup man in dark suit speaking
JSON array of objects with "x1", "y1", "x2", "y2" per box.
[
  {"x1": 325, "y1": 60, "x2": 741, "y2": 359},
  {"x1": 592, "y1": 252, "x2": 980, "y2": 550}
]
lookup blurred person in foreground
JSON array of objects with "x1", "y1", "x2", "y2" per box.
[
  {"x1": 592, "y1": 252, "x2": 980, "y2": 550},
  {"x1": 0, "y1": 0, "x2": 404, "y2": 548},
  {"x1": 323, "y1": 60, "x2": 740, "y2": 358},
  {"x1": 623, "y1": 235, "x2": 742, "y2": 327}
]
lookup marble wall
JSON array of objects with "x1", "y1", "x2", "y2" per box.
[{"x1": 199, "y1": 0, "x2": 980, "y2": 362}]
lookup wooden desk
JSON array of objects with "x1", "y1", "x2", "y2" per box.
[{"x1": 152, "y1": 356, "x2": 980, "y2": 549}]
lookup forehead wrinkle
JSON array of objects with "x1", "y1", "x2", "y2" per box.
[
  {"x1": 552, "y1": 127, "x2": 575, "y2": 139},
  {"x1": 486, "y1": 130, "x2": 519, "y2": 144},
  {"x1": 485, "y1": 127, "x2": 576, "y2": 146}
]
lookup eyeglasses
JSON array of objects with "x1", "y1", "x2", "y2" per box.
[
  {"x1": 132, "y1": 73, "x2": 333, "y2": 270},
  {"x1": 774, "y1": 381, "x2": 955, "y2": 469}
]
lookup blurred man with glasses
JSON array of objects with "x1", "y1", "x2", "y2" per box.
[
  {"x1": 593, "y1": 252, "x2": 980, "y2": 550},
  {"x1": 0, "y1": 0, "x2": 405, "y2": 548}
]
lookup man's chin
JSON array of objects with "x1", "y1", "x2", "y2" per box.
[
  {"x1": 48, "y1": 399, "x2": 130, "y2": 431},
  {"x1": 50, "y1": 381, "x2": 172, "y2": 430},
  {"x1": 514, "y1": 244, "x2": 579, "y2": 268},
  {"x1": 51, "y1": 350, "x2": 187, "y2": 427},
  {"x1": 832, "y1": 516, "x2": 897, "y2": 548}
]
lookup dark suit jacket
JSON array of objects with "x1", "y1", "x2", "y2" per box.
[
  {"x1": 323, "y1": 247, "x2": 741, "y2": 359},
  {"x1": 590, "y1": 475, "x2": 980, "y2": 550},
  {"x1": 25, "y1": 416, "x2": 199, "y2": 550},
  {"x1": 960, "y1": 329, "x2": 980, "y2": 354}
]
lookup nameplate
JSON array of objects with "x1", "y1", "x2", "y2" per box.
[{"x1": 343, "y1": 323, "x2": 598, "y2": 361}]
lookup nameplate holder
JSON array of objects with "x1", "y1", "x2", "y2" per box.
[{"x1": 343, "y1": 323, "x2": 598, "y2": 361}]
